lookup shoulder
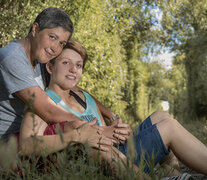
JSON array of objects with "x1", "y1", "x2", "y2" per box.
[
  {"x1": 82, "y1": 91, "x2": 96, "y2": 104},
  {"x1": 0, "y1": 40, "x2": 27, "y2": 67},
  {"x1": 0, "y1": 40, "x2": 31, "y2": 76}
]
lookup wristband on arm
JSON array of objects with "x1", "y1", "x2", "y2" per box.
[{"x1": 109, "y1": 115, "x2": 120, "y2": 124}]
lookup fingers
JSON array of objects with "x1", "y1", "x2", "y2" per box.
[
  {"x1": 98, "y1": 137, "x2": 112, "y2": 146},
  {"x1": 88, "y1": 118, "x2": 97, "y2": 125},
  {"x1": 92, "y1": 145, "x2": 109, "y2": 152},
  {"x1": 116, "y1": 123, "x2": 129, "y2": 128},
  {"x1": 93, "y1": 132, "x2": 114, "y2": 146},
  {"x1": 91, "y1": 137, "x2": 115, "y2": 152},
  {"x1": 111, "y1": 139, "x2": 119, "y2": 145},
  {"x1": 114, "y1": 128, "x2": 130, "y2": 135},
  {"x1": 113, "y1": 133, "x2": 127, "y2": 141}
]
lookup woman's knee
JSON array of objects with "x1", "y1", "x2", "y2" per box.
[
  {"x1": 150, "y1": 111, "x2": 172, "y2": 125},
  {"x1": 156, "y1": 117, "x2": 180, "y2": 148},
  {"x1": 158, "y1": 116, "x2": 179, "y2": 132}
]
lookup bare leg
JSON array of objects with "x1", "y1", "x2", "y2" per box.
[
  {"x1": 150, "y1": 111, "x2": 181, "y2": 176},
  {"x1": 64, "y1": 122, "x2": 151, "y2": 179},
  {"x1": 158, "y1": 152, "x2": 181, "y2": 176},
  {"x1": 91, "y1": 145, "x2": 151, "y2": 180},
  {"x1": 154, "y1": 111, "x2": 207, "y2": 175}
]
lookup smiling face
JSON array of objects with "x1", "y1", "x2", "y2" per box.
[
  {"x1": 31, "y1": 25, "x2": 70, "y2": 64},
  {"x1": 47, "y1": 48, "x2": 83, "y2": 90}
]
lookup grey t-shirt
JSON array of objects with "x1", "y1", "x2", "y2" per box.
[{"x1": 0, "y1": 40, "x2": 45, "y2": 141}]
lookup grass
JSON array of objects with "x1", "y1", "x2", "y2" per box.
[
  {"x1": 0, "y1": 118, "x2": 206, "y2": 179},
  {"x1": 0, "y1": 143, "x2": 113, "y2": 180},
  {"x1": 0, "y1": 138, "x2": 162, "y2": 180},
  {"x1": 180, "y1": 118, "x2": 207, "y2": 145}
]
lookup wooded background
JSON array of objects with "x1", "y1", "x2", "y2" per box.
[{"x1": 1, "y1": 0, "x2": 206, "y2": 124}]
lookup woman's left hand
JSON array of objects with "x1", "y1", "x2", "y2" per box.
[
  {"x1": 96, "y1": 118, "x2": 132, "y2": 145},
  {"x1": 93, "y1": 126, "x2": 119, "y2": 145},
  {"x1": 112, "y1": 118, "x2": 132, "y2": 145}
]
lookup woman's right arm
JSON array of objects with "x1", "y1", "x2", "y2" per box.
[
  {"x1": 16, "y1": 86, "x2": 85, "y2": 126},
  {"x1": 19, "y1": 110, "x2": 80, "y2": 156},
  {"x1": 19, "y1": 111, "x2": 112, "y2": 156}
]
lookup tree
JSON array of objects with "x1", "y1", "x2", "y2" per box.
[
  {"x1": 155, "y1": 0, "x2": 207, "y2": 120},
  {"x1": 0, "y1": 0, "x2": 166, "y2": 124}
]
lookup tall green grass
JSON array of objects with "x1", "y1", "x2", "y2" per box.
[
  {"x1": 1, "y1": 101, "x2": 206, "y2": 180},
  {"x1": 0, "y1": 134, "x2": 168, "y2": 180}
]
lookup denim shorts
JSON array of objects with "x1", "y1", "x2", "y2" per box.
[{"x1": 118, "y1": 116, "x2": 170, "y2": 173}]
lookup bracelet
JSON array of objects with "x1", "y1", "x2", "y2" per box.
[{"x1": 109, "y1": 114, "x2": 120, "y2": 123}]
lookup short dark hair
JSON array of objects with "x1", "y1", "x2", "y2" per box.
[{"x1": 29, "y1": 7, "x2": 73, "y2": 39}]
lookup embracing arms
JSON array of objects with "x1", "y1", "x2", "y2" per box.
[
  {"x1": 19, "y1": 110, "x2": 77, "y2": 155},
  {"x1": 72, "y1": 85, "x2": 132, "y2": 144},
  {"x1": 17, "y1": 85, "x2": 131, "y2": 155},
  {"x1": 15, "y1": 85, "x2": 115, "y2": 127},
  {"x1": 19, "y1": 111, "x2": 113, "y2": 156},
  {"x1": 16, "y1": 86, "x2": 84, "y2": 125}
]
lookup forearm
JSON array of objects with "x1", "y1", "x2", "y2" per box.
[
  {"x1": 31, "y1": 93, "x2": 84, "y2": 124},
  {"x1": 19, "y1": 130, "x2": 79, "y2": 156},
  {"x1": 16, "y1": 86, "x2": 84, "y2": 124},
  {"x1": 39, "y1": 105, "x2": 84, "y2": 124}
]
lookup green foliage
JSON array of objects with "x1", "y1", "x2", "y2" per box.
[
  {"x1": 166, "y1": 54, "x2": 188, "y2": 119},
  {"x1": 0, "y1": 0, "x2": 166, "y2": 124},
  {"x1": 1, "y1": 1, "x2": 207, "y2": 178},
  {"x1": 156, "y1": 0, "x2": 207, "y2": 120},
  {"x1": 73, "y1": 0, "x2": 128, "y2": 114},
  {"x1": 1, "y1": 0, "x2": 206, "y2": 126},
  {"x1": 184, "y1": 32, "x2": 207, "y2": 118}
]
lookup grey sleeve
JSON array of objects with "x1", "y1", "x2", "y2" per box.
[{"x1": 0, "y1": 53, "x2": 39, "y2": 98}]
